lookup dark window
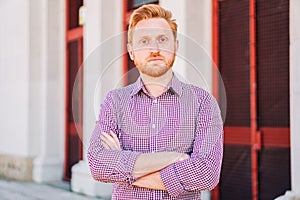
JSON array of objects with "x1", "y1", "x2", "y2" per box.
[
  {"x1": 219, "y1": 0, "x2": 250, "y2": 127},
  {"x1": 67, "y1": 0, "x2": 83, "y2": 30},
  {"x1": 127, "y1": 0, "x2": 158, "y2": 11},
  {"x1": 257, "y1": 0, "x2": 290, "y2": 127}
]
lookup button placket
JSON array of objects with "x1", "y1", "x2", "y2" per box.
[{"x1": 149, "y1": 98, "x2": 159, "y2": 152}]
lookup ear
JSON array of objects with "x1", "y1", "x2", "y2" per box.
[
  {"x1": 127, "y1": 43, "x2": 134, "y2": 60},
  {"x1": 174, "y1": 40, "x2": 179, "y2": 53}
]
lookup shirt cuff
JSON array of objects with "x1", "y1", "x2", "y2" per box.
[
  {"x1": 119, "y1": 151, "x2": 141, "y2": 185},
  {"x1": 160, "y1": 164, "x2": 185, "y2": 197}
]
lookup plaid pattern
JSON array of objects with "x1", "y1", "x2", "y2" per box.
[{"x1": 87, "y1": 75, "x2": 223, "y2": 199}]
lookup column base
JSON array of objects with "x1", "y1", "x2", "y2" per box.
[
  {"x1": 0, "y1": 154, "x2": 33, "y2": 181},
  {"x1": 71, "y1": 160, "x2": 112, "y2": 199},
  {"x1": 33, "y1": 156, "x2": 63, "y2": 183},
  {"x1": 201, "y1": 190, "x2": 211, "y2": 200},
  {"x1": 275, "y1": 191, "x2": 300, "y2": 200}
]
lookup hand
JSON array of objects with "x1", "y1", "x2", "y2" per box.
[
  {"x1": 178, "y1": 153, "x2": 190, "y2": 162},
  {"x1": 100, "y1": 131, "x2": 121, "y2": 151},
  {"x1": 132, "y1": 171, "x2": 166, "y2": 191}
]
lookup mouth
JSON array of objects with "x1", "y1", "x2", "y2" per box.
[{"x1": 147, "y1": 57, "x2": 164, "y2": 62}]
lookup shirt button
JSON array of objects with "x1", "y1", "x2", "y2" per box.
[
  {"x1": 153, "y1": 99, "x2": 157, "y2": 103},
  {"x1": 152, "y1": 124, "x2": 156, "y2": 129}
]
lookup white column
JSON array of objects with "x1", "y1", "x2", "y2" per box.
[
  {"x1": 290, "y1": 0, "x2": 300, "y2": 196},
  {"x1": 32, "y1": 0, "x2": 65, "y2": 182},
  {"x1": 275, "y1": 0, "x2": 300, "y2": 199},
  {"x1": 0, "y1": 1, "x2": 30, "y2": 156},
  {"x1": 0, "y1": 0, "x2": 32, "y2": 181},
  {"x1": 71, "y1": 0, "x2": 122, "y2": 198}
]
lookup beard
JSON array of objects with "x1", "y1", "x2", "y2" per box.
[{"x1": 134, "y1": 53, "x2": 176, "y2": 77}]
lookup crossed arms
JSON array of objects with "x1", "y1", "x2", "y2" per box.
[{"x1": 100, "y1": 130, "x2": 189, "y2": 190}]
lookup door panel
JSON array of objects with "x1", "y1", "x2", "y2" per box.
[
  {"x1": 65, "y1": 0, "x2": 83, "y2": 181},
  {"x1": 215, "y1": 0, "x2": 290, "y2": 199},
  {"x1": 256, "y1": 0, "x2": 290, "y2": 199},
  {"x1": 218, "y1": 0, "x2": 252, "y2": 199}
]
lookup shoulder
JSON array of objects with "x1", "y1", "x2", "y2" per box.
[
  {"x1": 105, "y1": 82, "x2": 136, "y2": 102},
  {"x1": 181, "y1": 82, "x2": 213, "y2": 104},
  {"x1": 183, "y1": 84, "x2": 223, "y2": 121}
]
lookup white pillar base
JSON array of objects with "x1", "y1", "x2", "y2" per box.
[
  {"x1": 71, "y1": 160, "x2": 112, "y2": 199},
  {"x1": 33, "y1": 156, "x2": 63, "y2": 183},
  {"x1": 201, "y1": 190, "x2": 211, "y2": 200},
  {"x1": 275, "y1": 191, "x2": 300, "y2": 200}
]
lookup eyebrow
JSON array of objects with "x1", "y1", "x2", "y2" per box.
[
  {"x1": 156, "y1": 34, "x2": 168, "y2": 38},
  {"x1": 137, "y1": 34, "x2": 169, "y2": 39}
]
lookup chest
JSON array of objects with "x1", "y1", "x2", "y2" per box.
[{"x1": 117, "y1": 96, "x2": 199, "y2": 153}]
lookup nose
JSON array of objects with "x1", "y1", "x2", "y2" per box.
[{"x1": 149, "y1": 40, "x2": 160, "y2": 53}]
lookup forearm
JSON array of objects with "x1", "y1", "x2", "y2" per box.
[
  {"x1": 88, "y1": 129, "x2": 141, "y2": 184},
  {"x1": 160, "y1": 134, "x2": 223, "y2": 197},
  {"x1": 133, "y1": 171, "x2": 166, "y2": 190},
  {"x1": 132, "y1": 151, "x2": 188, "y2": 178},
  {"x1": 88, "y1": 146, "x2": 140, "y2": 184}
]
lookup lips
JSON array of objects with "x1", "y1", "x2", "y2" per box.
[{"x1": 147, "y1": 57, "x2": 164, "y2": 62}]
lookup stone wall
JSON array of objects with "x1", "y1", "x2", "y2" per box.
[{"x1": 0, "y1": 154, "x2": 33, "y2": 181}]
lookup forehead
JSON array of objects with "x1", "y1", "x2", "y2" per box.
[
  {"x1": 132, "y1": 18, "x2": 173, "y2": 39},
  {"x1": 135, "y1": 18, "x2": 171, "y2": 30}
]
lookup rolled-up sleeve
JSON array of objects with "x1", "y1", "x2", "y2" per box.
[
  {"x1": 87, "y1": 91, "x2": 141, "y2": 185},
  {"x1": 160, "y1": 94, "x2": 224, "y2": 197}
]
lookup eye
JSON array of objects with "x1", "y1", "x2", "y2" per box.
[
  {"x1": 140, "y1": 38, "x2": 150, "y2": 45},
  {"x1": 158, "y1": 36, "x2": 168, "y2": 43}
]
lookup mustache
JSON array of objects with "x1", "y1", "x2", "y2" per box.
[{"x1": 146, "y1": 53, "x2": 166, "y2": 62}]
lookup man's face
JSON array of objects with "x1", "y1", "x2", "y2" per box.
[{"x1": 128, "y1": 18, "x2": 178, "y2": 77}]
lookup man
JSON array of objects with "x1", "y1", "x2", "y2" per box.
[{"x1": 87, "y1": 4, "x2": 223, "y2": 200}]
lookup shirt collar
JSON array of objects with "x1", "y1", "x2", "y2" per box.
[
  {"x1": 130, "y1": 77, "x2": 145, "y2": 96},
  {"x1": 130, "y1": 73, "x2": 183, "y2": 97}
]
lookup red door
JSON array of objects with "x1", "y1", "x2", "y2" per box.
[
  {"x1": 64, "y1": 0, "x2": 84, "y2": 181},
  {"x1": 212, "y1": 0, "x2": 290, "y2": 199}
]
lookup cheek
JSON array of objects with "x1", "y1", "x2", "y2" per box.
[
  {"x1": 160, "y1": 46, "x2": 176, "y2": 57},
  {"x1": 133, "y1": 49, "x2": 148, "y2": 59},
  {"x1": 161, "y1": 51, "x2": 175, "y2": 60}
]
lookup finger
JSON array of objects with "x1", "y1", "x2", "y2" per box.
[
  {"x1": 178, "y1": 153, "x2": 189, "y2": 161},
  {"x1": 101, "y1": 132, "x2": 114, "y2": 143},
  {"x1": 101, "y1": 133, "x2": 116, "y2": 150},
  {"x1": 101, "y1": 132, "x2": 119, "y2": 150},
  {"x1": 101, "y1": 140, "x2": 111, "y2": 150},
  {"x1": 110, "y1": 131, "x2": 121, "y2": 150},
  {"x1": 103, "y1": 131, "x2": 120, "y2": 150},
  {"x1": 100, "y1": 134, "x2": 113, "y2": 149},
  {"x1": 101, "y1": 136, "x2": 118, "y2": 150}
]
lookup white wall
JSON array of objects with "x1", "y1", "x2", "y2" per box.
[
  {"x1": 0, "y1": 0, "x2": 65, "y2": 182},
  {"x1": 32, "y1": 0, "x2": 65, "y2": 182},
  {"x1": 0, "y1": 0, "x2": 30, "y2": 157},
  {"x1": 290, "y1": 0, "x2": 300, "y2": 195}
]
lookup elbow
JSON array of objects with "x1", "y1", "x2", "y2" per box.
[
  {"x1": 182, "y1": 167, "x2": 220, "y2": 192},
  {"x1": 205, "y1": 168, "x2": 221, "y2": 191},
  {"x1": 87, "y1": 151, "x2": 110, "y2": 182},
  {"x1": 206, "y1": 175, "x2": 219, "y2": 191}
]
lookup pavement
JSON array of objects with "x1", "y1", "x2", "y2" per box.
[
  {"x1": 0, "y1": 179, "x2": 212, "y2": 200},
  {"x1": 0, "y1": 179, "x2": 103, "y2": 200}
]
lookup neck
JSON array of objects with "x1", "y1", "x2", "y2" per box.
[{"x1": 140, "y1": 69, "x2": 173, "y2": 98}]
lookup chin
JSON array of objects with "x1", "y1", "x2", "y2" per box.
[{"x1": 143, "y1": 68, "x2": 172, "y2": 77}]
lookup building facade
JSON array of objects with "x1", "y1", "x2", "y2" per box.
[{"x1": 0, "y1": 0, "x2": 299, "y2": 199}]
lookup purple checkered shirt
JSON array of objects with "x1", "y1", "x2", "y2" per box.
[{"x1": 88, "y1": 74, "x2": 223, "y2": 200}]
